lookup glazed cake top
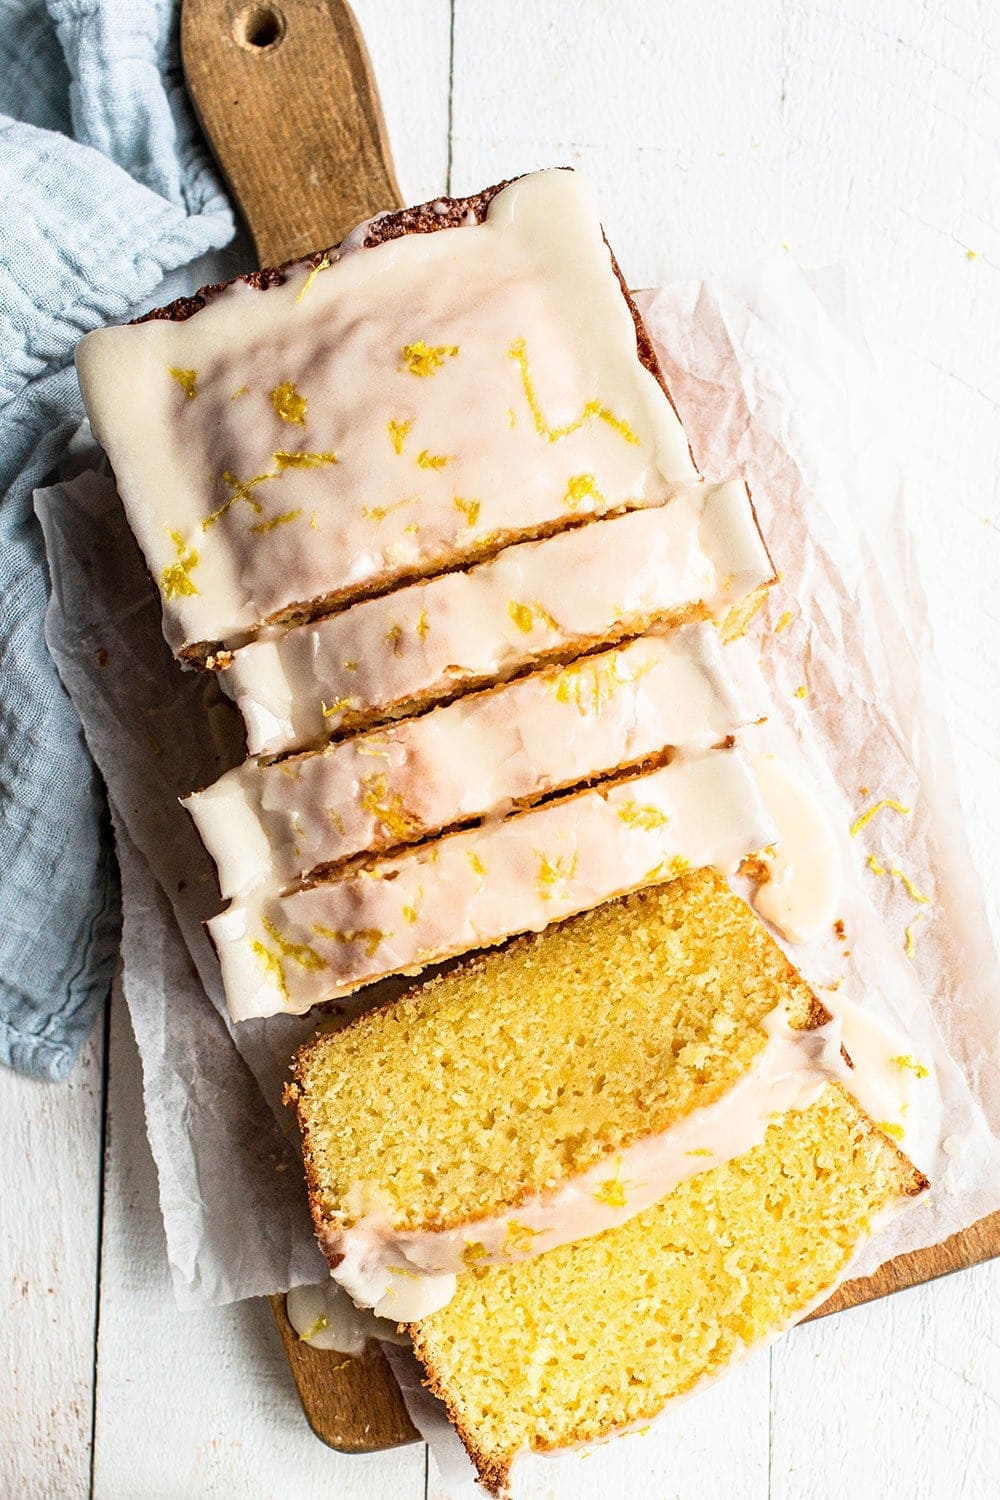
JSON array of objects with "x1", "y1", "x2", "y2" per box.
[{"x1": 75, "y1": 170, "x2": 698, "y2": 656}]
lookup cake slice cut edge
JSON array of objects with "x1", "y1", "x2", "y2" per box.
[
  {"x1": 407, "y1": 1085, "x2": 928, "y2": 1496},
  {"x1": 185, "y1": 623, "x2": 753, "y2": 901},
  {"x1": 209, "y1": 746, "x2": 776, "y2": 1021},
  {"x1": 217, "y1": 477, "x2": 774, "y2": 758},
  {"x1": 286, "y1": 868, "x2": 859, "y2": 1321}
]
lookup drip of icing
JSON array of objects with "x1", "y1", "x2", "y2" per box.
[
  {"x1": 749, "y1": 754, "x2": 842, "y2": 943},
  {"x1": 322, "y1": 1005, "x2": 856, "y2": 1320},
  {"x1": 825, "y1": 994, "x2": 936, "y2": 1161},
  {"x1": 285, "y1": 1280, "x2": 410, "y2": 1353}
]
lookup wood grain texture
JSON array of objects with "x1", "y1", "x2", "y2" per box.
[
  {"x1": 90, "y1": 988, "x2": 425, "y2": 1498},
  {"x1": 0, "y1": 1021, "x2": 104, "y2": 1499},
  {"x1": 8, "y1": 1, "x2": 1000, "y2": 1495},
  {"x1": 181, "y1": 0, "x2": 403, "y2": 264},
  {"x1": 811, "y1": 1209, "x2": 1000, "y2": 1320},
  {"x1": 172, "y1": 0, "x2": 1000, "y2": 1473},
  {"x1": 268, "y1": 1294, "x2": 419, "y2": 1451}
]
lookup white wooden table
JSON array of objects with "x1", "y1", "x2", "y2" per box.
[{"x1": 4, "y1": 2, "x2": 999, "y2": 1495}]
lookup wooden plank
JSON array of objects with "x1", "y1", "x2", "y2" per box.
[
  {"x1": 268, "y1": 1294, "x2": 418, "y2": 1452},
  {"x1": 91, "y1": 987, "x2": 426, "y2": 1498},
  {"x1": 771, "y1": 1257, "x2": 1000, "y2": 1499},
  {"x1": 0, "y1": 1017, "x2": 106, "y2": 1499},
  {"x1": 182, "y1": 0, "x2": 404, "y2": 264},
  {"x1": 811, "y1": 1210, "x2": 1000, "y2": 1320},
  {"x1": 171, "y1": 0, "x2": 1000, "y2": 1476}
]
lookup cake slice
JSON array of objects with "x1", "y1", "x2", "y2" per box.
[
  {"x1": 186, "y1": 625, "x2": 751, "y2": 899},
  {"x1": 218, "y1": 478, "x2": 772, "y2": 757},
  {"x1": 75, "y1": 169, "x2": 701, "y2": 661},
  {"x1": 287, "y1": 869, "x2": 856, "y2": 1321},
  {"x1": 209, "y1": 747, "x2": 774, "y2": 1021},
  {"x1": 409, "y1": 1087, "x2": 927, "y2": 1495}
]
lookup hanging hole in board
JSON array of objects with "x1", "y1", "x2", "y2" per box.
[{"x1": 233, "y1": 4, "x2": 286, "y2": 52}]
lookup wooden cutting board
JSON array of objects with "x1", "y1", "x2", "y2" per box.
[{"x1": 180, "y1": 0, "x2": 1000, "y2": 1454}]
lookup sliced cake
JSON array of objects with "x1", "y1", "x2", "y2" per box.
[
  {"x1": 186, "y1": 625, "x2": 751, "y2": 899},
  {"x1": 75, "y1": 169, "x2": 703, "y2": 661},
  {"x1": 286, "y1": 869, "x2": 855, "y2": 1321},
  {"x1": 409, "y1": 1087, "x2": 927, "y2": 1495},
  {"x1": 209, "y1": 748, "x2": 774, "y2": 1020},
  {"x1": 218, "y1": 479, "x2": 773, "y2": 756}
]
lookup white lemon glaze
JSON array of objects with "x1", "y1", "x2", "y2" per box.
[
  {"x1": 75, "y1": 169, "x2": 699, "y2": 655},
  {"x1": 186, "y1": 624, "x2": 752, "y2": 899},
  {"x1": 284, "y1": 1281, "x2": 410, "y2": 1353},
  {"x1": 750, "y1": 753, "x2": 842, "y2": 942},
  {"x1": 219, "y1": 478, "x2": 773, "y2": 757},
  {"x1": 208, "y1": 748, "x2": 775, "y2": 1022}
]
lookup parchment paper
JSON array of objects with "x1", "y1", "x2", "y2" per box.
[{"x1": 36, "y1": 261, "x2": 1000, "y2": 1340}]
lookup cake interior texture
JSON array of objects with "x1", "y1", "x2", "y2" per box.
[
  {"x1": 409, "y1": 1085, "x2": 927, "y2": 1494},
  {"x1": 291, "y1": 868, "x2": 825, "y2": 1233}
]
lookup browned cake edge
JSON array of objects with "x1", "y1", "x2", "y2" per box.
[{"x1": 406, "y1": 1088, "x2": 929, "y2": 1496}]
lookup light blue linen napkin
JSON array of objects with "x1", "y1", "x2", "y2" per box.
[{"x1": 0, "y1": 0, "x2": 234, "y2": 1079}]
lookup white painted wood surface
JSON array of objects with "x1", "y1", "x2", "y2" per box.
[{"x1": 3, "y1": 1, "x2": 998, "y2": 1496}]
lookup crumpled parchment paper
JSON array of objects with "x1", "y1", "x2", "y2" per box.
[{"x1": 34, "y1": 260, "x2": 1000, "y2": 1488}]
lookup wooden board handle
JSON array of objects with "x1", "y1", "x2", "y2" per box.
[{"x1": 182, "y1": 0, "x2": 404, "y2": 267}]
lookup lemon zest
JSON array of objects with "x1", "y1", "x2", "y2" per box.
[
  {"x1": 400, "y1": 341, "x2": 458, "y2": 377},
  {"x1": 453, "y1": 495, "x2": 481, "y2": 527},
  {"x1": 160, "y1": 529, "x2": 200, "y2": 598},
  {"x1": 563, "y1": 473, "x2": 604, "y2": 510},
  {"x1": 616, "y1": 800, "x2": 668, "y2": 831},
  {"x1": 890, "y1": 866, "x2": 930, "y2": 904},
  {"x1": 312, "y1": 923, "x2": 387, "y2": 959},
  {"x1": 250, "y1": 941, "x2": 288, "y2": 1000},
  {"x1": 296, "y1": 255, "x2": 331, "y2": 302},
  {"x1": 387, "y1": 418, "x2": 412, "y2": 454},
  {"x1": 850, "y1": 799, "x2": 911, "y2": 837},
  {"x1": 508, "y1": 599, "x2": 560, "y2": 634},
  {"x1": 904, "y1": 914, "x2": 925, "y2": 959},
  {"x1": 250, "y1": 509, "x2": 302, "y2": 534},
  {"x1": 298, "y1": 1313, "x2": 329, "y2": 1342},
  {"x1": 272, "y1": 450, "x2": 337, "y2": 470},
  {"x1": 270, "y1": 381, "x2": 307, "y2": 425},
  {"x1": 168, "y1": 367, "x2": 198, "y2": 399},
  {"x1": 891, "y1": 1054, "x2": 930, "y2": 1080},
  {"x1": 508, "y1": 338, "x2": 640, "y2": 445},
  {"x1": 261, "y1": 916, "x2": 326, "y2": 971}
]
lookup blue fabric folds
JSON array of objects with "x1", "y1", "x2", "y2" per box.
[{"x1": 0, "y1": 0, "x2": 234, "y2": 1078}]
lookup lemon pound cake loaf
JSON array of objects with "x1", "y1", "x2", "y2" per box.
[
  {"x1": 218, "y1": 480, "x2": 772, "y2": 756},
  {"x1": 186, "y1": 625, "x2": 751, "y2": 899},
  {"x1": 409, "y1": 1087, "x2": 927, "y2": 1495},
  {"x1": 287, "y1": 869, "x2": 857, "y2": 1319},
  {"x1": 75, "y1": 169, "x2": 702, "y2": 661},
  {"x1": 210, "y1": 748, "x2": 774, "y2": 1020}
]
